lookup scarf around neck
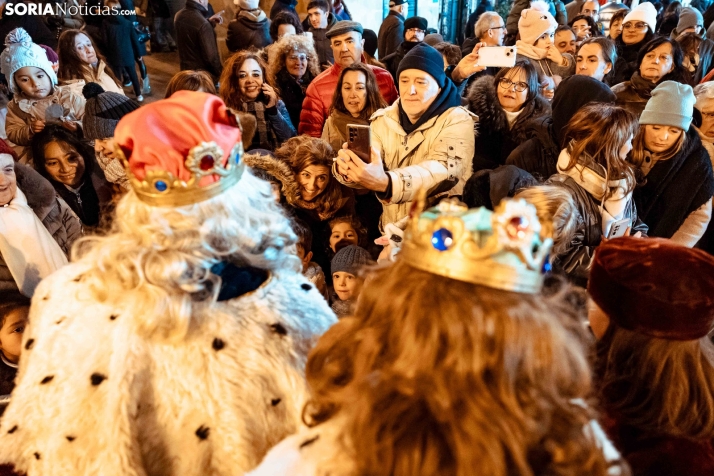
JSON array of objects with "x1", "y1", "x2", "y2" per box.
[
  {"x1": 398, "y1": 78, "x2": 462, "y2": 135},
  {"x1": 0, "y1": 187, "x2": 67, "y2": 296},
  {"x1": 629, "y1": 71, "x2": 657, "y2": 99},
  {"x1": 330, "y1": 109, "x2": 368, "y2": 143},
  {"x1": 242, "y1": 100, "x2": 276, "y2": 150},
  {"x1": 515, "y1": 40, "x2": 548, "y2": 60},
  {"x1": 239, "y1": 8, "x2": 267, "y2": 22},
  {"x1": 557, "y1": 148, "x2": 632, "y2": 236}
]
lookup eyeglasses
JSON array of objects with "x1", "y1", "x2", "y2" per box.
[
  {"x1": 623, "y1": 22, "x2": 648, "y2": 31},
  {"x1": 288, "y1": 54, "x2": 308, "y2": 62},
  {"x1": 498, "y1": 78, "x2": 528, "y2": 92},
  {"x1": 488, "y1": 25, "x2": 505, "y2": 31},
  {"x1": 406, "y1": 28, "x2": 425, "y2": 34}
]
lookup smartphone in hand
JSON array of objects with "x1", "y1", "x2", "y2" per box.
[
  {"x1": 477, "y1": 46, "x2": 518, "y2": 68},
  {"x1": 347, "y1": 124, "x2": 371, "y2": 163},
  {"x1": 607, "y1": 218, "x2": 632, "y2": 239}
]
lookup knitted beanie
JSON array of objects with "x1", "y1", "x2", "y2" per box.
[
  {"x1": 0, "y1": 28, "x2": 57, "y2": 94},
  {"x1": 331, "y1": 245, "x2": 371, "y2": 275},
  {"x1": 639, "y1": 80, "x2": 695, "y2": 131},
  {"x1": 82, "y1": 82, "x2": 141, "y2": 140},
  {"x1": 676, "y1": 7, "x2": 703, "y2": 33},
  {"x1": 236, "y1": 0, "x2": 259, "y2": 10},
  {"x1": 397, "y1": 42, "x2": 447, "y2": 87},
  {"x1": 623, "y1": 2, "x2": 657, "y2": 33},
  {"x1": 518, "y1": 1, "x2": 558, "y2": 45}
]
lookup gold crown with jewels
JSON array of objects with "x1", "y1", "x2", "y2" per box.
[
  {"x1": 399, "y1": 192, "x2": 553, "y2": 294},
  {"x1": 115, "y1": 141, "x2": 245, "y2": 207}
]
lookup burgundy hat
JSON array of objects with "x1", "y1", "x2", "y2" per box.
[{"x1": 588, "y1": 237, "x2": 714, "y2": 341}]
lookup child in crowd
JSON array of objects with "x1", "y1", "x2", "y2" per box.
[
  {"x1": 0, "y1": 28, "x2": 85, "y2": 162},
  {"x1": 293, "y1": 218, "x2": 328, "y2": 299},
  {"x1": 328, "y1": 215, "x2": 364, "y2": 253},
  {"x1": 0, "y1": 291, "x2": 30, "y2": 417},
  {"x1": 330, "y1": 245, "x2": 371, "y2": 318}
]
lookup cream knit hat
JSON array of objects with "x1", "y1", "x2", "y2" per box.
[
  {"x1": 0, "y1": 28, "x2": 57, "y2": 94},
  {"x1": 623, "y1": 2, "x2": 657, "y2": 33},
  {"x1": 518, "y1": 1, "x2": 558, "y2": 45}
]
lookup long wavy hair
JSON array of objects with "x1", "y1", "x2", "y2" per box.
[
  {"x1": 304, "y1": 260, "x2": 622, "y2": 476},
  {"x1": 329, "y1": 63, "x2": 388, "y2": 120},
  {"x1": 71, "y1": 172, "x2": 300, "y2": 342},
  {"x1": 266, "y1": 34, "x2": 320, "y2": 95},
  {"x1": 630, "y1": 125, "x2": 687, "y2": 167},
  {"x1": 31, "y1": 125, "x2": 97, "y2": 186},
  {"x1": 56, "y1": 29, "x2": 120, "y2": 87},
  {"x1": 275, "y1": 136, "x2": 349, "y2": 220},
  {"x1": 596, "y1": 324, "x2": 714, "y2": 440},
  {"x1": 219, "y1": 50, "x2": 267, "y2": 110},
  {"x1": 561, "y1": 104, "x2": 639, "y2": 199}
]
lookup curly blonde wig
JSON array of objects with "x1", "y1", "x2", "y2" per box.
[
  {"x1": 71, "y1": 173, "x2": 300, "y2": 342},
  {"x1": 304, "y1": 260, "x2": 624, "y2": 476},
  {"x1": 267, "y1": 34, "x2": 320, "y2": 94}
]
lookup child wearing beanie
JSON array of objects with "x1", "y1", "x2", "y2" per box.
[
  {"x1": 0, "y1": 28, "x2": 85, "y2": 163},
  {"x1": 330, "y1": 245, "x2": 371, "y2": 317},
  {"x1": 82, "y1": 82, "x2": 140, "y2": 190},
  {"x1": 631, "y1": 80, "x2": 714, "y2": 248},
  {"x1": 516, "y1": 1, "x2": 575, "y2": 86}
]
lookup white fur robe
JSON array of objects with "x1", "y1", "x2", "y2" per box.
[{"x1": 0, "y1": 263, "x2": 336, "y2": 475}]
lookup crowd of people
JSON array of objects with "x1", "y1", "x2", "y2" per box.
[{"x1": 0, "y1": 0, "x2": 713, "y2": 475}]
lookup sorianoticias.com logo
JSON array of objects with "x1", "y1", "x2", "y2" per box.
[{"x1": 4, "y1": 3, "x2": 135, "y2": 16}]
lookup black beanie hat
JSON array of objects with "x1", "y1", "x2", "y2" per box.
[
  {"x1": 397, "y1": 42, "x2": 446, "y2": 88},
  {"x1": 82, "y1": 82, "x2": 141, "y2": 140},
  {"x1": 404, "y1": 16, "x2": 428, "y2": 32},
  {"x1": 551, "y1": 75, "x2": 616, "y2": 145}
]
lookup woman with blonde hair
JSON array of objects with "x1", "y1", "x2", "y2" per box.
[
  {"x1": 0, "y1": 93, "x2": 336, "y2": 475},
  {"x1": 249, "y1": 199, "x2": 625, "y2": 476},
  {"x1": 549, "y1": 103, "x2": 647, "y2": 285},
  {"x1": 219, "y1": 51, "x2": 296, "y2": 151},
  {"x1": 589, "y1": 237, "x2": 714, "y2": 475},
  {"x1": 267, "y1": 34, "x2": 320, "y2": 129},
  {"x1": 630, "y1": 81, "x2": 714, "y2": 247}
]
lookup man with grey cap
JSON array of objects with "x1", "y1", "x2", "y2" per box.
[
  {"x1": 378, "y1": 0, "x2": 408, "y2": 59},
  {"x1": 298, "y1": 20, "x2": 398, "y2": 137}
]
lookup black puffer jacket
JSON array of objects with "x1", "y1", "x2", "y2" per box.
[
  {"x1": 549, "y1": 173, "x2": 648, "y2": 286},
  {"x1": 381, "y1": 40, "x2": 419, "y2": 83},
  {"x1": 467, "y1": 75, "x2": 550, "y2": 172}
]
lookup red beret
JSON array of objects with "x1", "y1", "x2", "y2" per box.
[
  {"x1": 588, "y1": 237, "x2": 714, "y2": 341},
  {"x1": 0, "y1": 139, "x2": 19, "y2": 162}
]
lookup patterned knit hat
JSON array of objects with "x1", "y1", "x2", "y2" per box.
[
  {"x1": 0, "y1": 28, "x2": 57, "y2": 94},
  {"x1": 331, "y1": 245, "x2": 371, "y2": 275},
  {"x1": 82, "y1": 82, "x2": 140, "y2": 140}
]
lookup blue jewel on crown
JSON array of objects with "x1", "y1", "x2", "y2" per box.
[
  {"x1": 431, "y1": 228, "x2": 453, "y2": 251},
  {"x1": 154, "y1": 180, "x2": 168, "y2": 192}
]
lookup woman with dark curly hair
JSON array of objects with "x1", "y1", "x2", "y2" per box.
[
  {"x1": 267, "y1": 34, "x2": 320, "y2": 129},
  {"x1": 249, "y1": 199, "x2": 626, "y2": 476},
  {"x1": 220, "y1": 51, "x2": 296, "y2": 151}
]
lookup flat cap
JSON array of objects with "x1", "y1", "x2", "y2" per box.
[{"x1": 326, "y1": 20, "x2": 364, "y2": 39}]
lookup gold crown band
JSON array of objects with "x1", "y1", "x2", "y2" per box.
[{"x1": 117, "y1": 141, "x2": 245, "y2": 208}]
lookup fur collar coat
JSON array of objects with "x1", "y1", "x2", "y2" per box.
[
  {"x1": 0, "y1": 261, "x2": 336, "y2": 475},
  {"x1": 467, "y1": 75, "x2": 550, "y2": 172}
]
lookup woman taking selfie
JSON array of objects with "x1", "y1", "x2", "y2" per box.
[
  {"x1": 220, "y1": 51, "x2": 296, "y2": 151},
  {"x1": 321, "y1": 63, "x2": 387, "y2": 152}
]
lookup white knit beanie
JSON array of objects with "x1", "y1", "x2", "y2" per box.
[
  {"x1": 623, "y1": 2, "x2": 657, "y2": 34},
  {"x1": 235, "y1": 0, "x2": 259, "y2": 10},
  {"x1": 0, "y1": 28, "x2": 57, "y2": 94},
  {"x1": 518, "y1": 1, "x2": 558, "y2": 45}
]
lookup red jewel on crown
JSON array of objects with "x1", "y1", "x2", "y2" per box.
[
  {"x1": 506, "y1": 216, "x2": 530, "y2": 240},
  {"x1": 199, "y1": 154, "x2": 215, "y2": 171}
]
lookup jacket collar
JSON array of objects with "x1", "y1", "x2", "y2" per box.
[{"x1": 388, "y1": 10, "x2": 405, "y2": 21}]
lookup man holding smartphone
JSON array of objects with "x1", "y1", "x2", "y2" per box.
[{"x1": 333, "y1": 43, "x2": 476, "y2": 230}]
